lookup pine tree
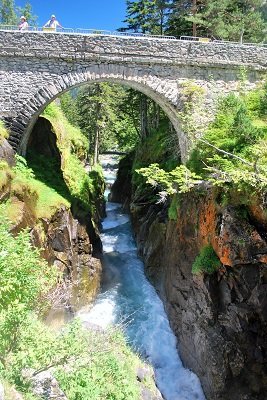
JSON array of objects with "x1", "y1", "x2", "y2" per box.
[
  {"x1": 119, "y1": 0, "x2": 154, "y2": 33},
  {"x1": 166, "y1": 0, "x2": 266, "y2": 41},
  {"x1": 166, "y1": 1, "x2": 205, "y2": 37},
  {"x1": 188, "y1": 0, "x2": 266, "y2": 42}
]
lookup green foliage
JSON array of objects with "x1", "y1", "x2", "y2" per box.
[
  {"x1": 11, "y1": 154, "x2": 70, "y2": 219},
  {"x1": 41, "y1": 101, "x2": 105, "y2": 216},
  {"x1": 0, "y1": 0, "x2": 38, "y2": 26},
  {"x1": 17, "y1": 1, "x2": 37, "y2": 26},
  {"x1": 73, "y1": 83, "x2": 139, "y2": 158},
  {"x1": 2, "y1": 317, "x2": 147, "y2": 400},
  {"x1": 168, "y1": 193, "x2": 180, "y2": 220},
  {"x1": 187, "y1": 0, "x2": 266, "y2": 42},
  {"x1": 192, "y1": 245, "x2": 221, "y2": 275},
  {"x1": 136, "y1": 163, "x2": 201, "y2": 199},
  {"x1": 187, "y1": 90, "x2": 267, "y2": 195},
  {"x1": 56, "y1": 324, "x2": 141, "y2": 400},
  {"x1": 60, "y1": 92, "x2": 79, "y2": 127},
  {"x1": 120, "y1": 0, "x2": 173, "y2": 35},
  {"x1": 0, "y1": 210, "x2": 57, "y2": 364},
  {"x1": 0, "y1": 0, "x2": 16, "y2": 24}
]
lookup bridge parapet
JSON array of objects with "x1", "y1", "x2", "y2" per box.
[{"x1": 0, "y1": 31, "x2": 267, "y2": 70}]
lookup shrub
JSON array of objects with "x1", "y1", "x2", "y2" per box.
[
  {"x1": 0, "y1": 212, "x2": 58, "y2": 365},
  {"x1": 192, "y1": 245, "x2": 221, "y2": 275}
]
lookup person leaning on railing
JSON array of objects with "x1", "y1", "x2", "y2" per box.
[
  {"x1": 18, "y1": 16, "x2": 29, "y2": 31},
  {"x1": 43, "y1": 15, "x2": 62, "y2": 31}
]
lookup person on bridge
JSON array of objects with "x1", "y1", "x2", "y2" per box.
[
  {"x1": 43, "y1": 15, "x2": 63, "y2": 31},
  {"x1": 18, "y1": 16, "x2": 29, "y2": 31}
]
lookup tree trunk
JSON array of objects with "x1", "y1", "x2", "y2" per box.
[
  {"x1": 140, "y1": 93, "x2": 149, "y2": 139},
  {"x1": 192, "y1": 0, "x2": 197, "y2": 37},
  {"x1": 93, "y1": 124, "x2": 100, "y2": 165}
]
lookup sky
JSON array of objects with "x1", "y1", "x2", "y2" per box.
[{"x1": 17, "y1": 0, "x2": 127, "y2": 31}]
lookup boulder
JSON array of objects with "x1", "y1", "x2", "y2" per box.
[{"x1": 30, "y1": 370, "x2": 67, "y2": 400}]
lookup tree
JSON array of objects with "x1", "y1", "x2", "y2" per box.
[
  {"x1": 0, "y1": 0, "x2": 37, "y2": 26},
  {"x1": 74, "y1": 83, "x2": 139, "y2": 163},
  {"x1": 119, "y1": 0, "x2": 172, "y2": 35},
  {"x1": 0, "y1": 0, "x2": 17, "y2": 24},
  {"x1": 166, "y1": 0, "x2": 267, "y2": 41},
  {"x1": 17, "y1": 1, "x2": 37, "y2": 26},
  {"x1": 187, "y1": 0, "x2": 267, "y2": 42},
  {"x1": 60, "y1": 91, "x2": 79, "y2": 127},
  {"x1": 166, "y1": 1, "x2": 207, "y2": 37}
]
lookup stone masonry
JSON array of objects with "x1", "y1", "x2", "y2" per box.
[{"x1": 0, "y1": 30, "x2": 267, "y2": 160}]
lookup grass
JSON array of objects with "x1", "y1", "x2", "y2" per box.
[{"x1": 40, "y1": 103, "x2": 105, "y2": 217}]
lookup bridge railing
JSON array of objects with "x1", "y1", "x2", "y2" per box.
[
  {"x1": 0, "y1": 25, "x2": 266, "y2": 46},
  {"x1": 179, "y1": 35, "x2": 267, "y2": 47},
  {"x1": 0, "y1": 25, "x2": 176, "y2": 40}
]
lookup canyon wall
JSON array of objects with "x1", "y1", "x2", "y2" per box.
[{"x1": 111, "y1": 160, "x2": 267, "y2": 400}]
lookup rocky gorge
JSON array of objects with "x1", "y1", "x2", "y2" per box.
[{"x1": 110, "y1": 153, "x2": 267, "y2": 400}]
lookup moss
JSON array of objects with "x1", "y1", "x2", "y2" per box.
[
  {"x1": 40, "y1": 103, "x2": 105, "y2": 217},
  {"x1": 168, "y1": 194, "x2": 180, "y2": 221},
  {"x1": 192, "y1": 245, "x2": 221, "y2": 275}
]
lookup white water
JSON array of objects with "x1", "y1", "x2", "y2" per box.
[{"x1": 78, "y1": 158, "x2": 206, "y2": 400}]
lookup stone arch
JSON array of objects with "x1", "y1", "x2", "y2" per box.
[{"x1": 8, "y1": 63, "x2": 188, "y2": 160}]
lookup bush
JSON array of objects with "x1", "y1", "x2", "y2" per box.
[
  {"x1": 192, "y1": 245, "x2": 221, "y2": 275},
  {"x1": 0, "y1": 212, "x2": 57, "y2": 366}
]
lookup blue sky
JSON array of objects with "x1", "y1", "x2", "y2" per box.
[{"x1": 17, "y1": 0, "x2": 127, "y2": 31}]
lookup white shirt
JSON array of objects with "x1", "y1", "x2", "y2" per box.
[
  {"x1": 44, "y1": 19, "x2": 61, "y2": 29},
  {"x1": 18, "y1": 21, "x2": 28, "y2": 31}
]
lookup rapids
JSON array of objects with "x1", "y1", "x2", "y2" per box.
[{"x1": 77, "y1": 156, "x2": 206, "y2": 400}]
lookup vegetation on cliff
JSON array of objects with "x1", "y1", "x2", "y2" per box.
[
  {"x1": 0, "y1": 102, "x2": 158, "y2": 398},
  {"x1": 136, "y1": 84, "x2": 267, "y2": 204},
  {"x1": 191, "y1": 245, "x2": 221, "y2": 274},
  {"x1": 40, "y1": 102, "x2": 105, "y2": 218},
  {"x1": 0, "y1": 206, "x2": 157, "y2": 399}
]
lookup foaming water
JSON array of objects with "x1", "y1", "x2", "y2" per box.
[{"x1": 77, "y1": 156, "x2": 206, "y2": 400}]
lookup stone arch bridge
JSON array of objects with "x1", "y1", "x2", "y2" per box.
[{"x1": 0, "y1": 30, "x2": 267, "y2": 160}]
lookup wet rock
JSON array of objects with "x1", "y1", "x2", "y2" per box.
[
  {"x1": 0, "y1": 138, "x2": 15, "y2": 166},
  {"x1": 131, "y1": 186, "x2": 267, "y2": 400},
  {"x1": 141, "y1": 386, "x2": 163, "y2": 400},
  {"x1": 136, "y1": 366, "x2": 163, "y2": 400},
  {"x1": 109, "y1": 152, "x2": 134, "y2": 208}
]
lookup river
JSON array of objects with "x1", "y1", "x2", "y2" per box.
[{"x1": 77, "y1": 155, "x2": 206, "y2": 400}]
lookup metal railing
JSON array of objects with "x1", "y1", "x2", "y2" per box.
[
  {"x1": 0, "y1": 25, "x2": 266, "y2": 47},
  {"x1": 179, "y1": 35, "x2": 267, "y2": 47},
  {"x1": 0, "y1": 25, "x2": 176, "y2": 40}
]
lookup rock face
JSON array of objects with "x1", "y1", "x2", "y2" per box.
[
  {"x1": 0, "y1": 122, "x2": 103, "y2": 314},
  {"x1": 0, "y1": 137, "x2": 15, "y2": 166},
  {"x1": 129, "y1": 185, "x2": 267, "y2": 400},
  {"x1": 109, "y1": 152, "x2": 134, "y2": 208},
  {"x1": 24, "y1": 370, "x2": 67, "y2": 400},
  {"x1": 31, "y1": 206, "x2": 102, "y2": 311}
]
